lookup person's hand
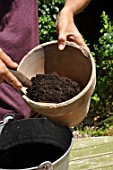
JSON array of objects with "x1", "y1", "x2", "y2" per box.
[
  {"x1": 56, "y1": 7, "x2": 89, "y2": 52},
  {"x1": 0, "y1": 48, "x2": 22, "y2": 89}
]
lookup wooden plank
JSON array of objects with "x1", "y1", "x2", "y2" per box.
[{"x1": 69, "y1": 136, "x2": 113, "y2": 170}]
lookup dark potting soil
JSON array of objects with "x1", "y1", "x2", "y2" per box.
[
  {"x1": 0, "y1": 143, "x2": 64, "y2": 169},
  {"x1": 27, "y1": 72, "x2": 80, "y2": 103}
]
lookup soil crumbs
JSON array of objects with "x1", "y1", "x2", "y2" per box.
[{"x1": 27, "y1": 72, "x2": 80, "y2": 103}]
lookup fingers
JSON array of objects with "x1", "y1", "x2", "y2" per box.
[
  {"x1": 67, "y1": 34, "x2": 90, "y2": 52},
  {"x1": 58, "y1": 31, "x2": 90, "y2": 52},
  {"x1": 0, "y1": 62, "x2": 22, "y2": 89},
  {"x1": 56, "y1": 11, "x2": 89, "y2": 52},
  {"x1": 0, "y1": 49, "x2": 22, "y2": 89},
  {"x1": 58, "y1": 33, "x2": 67, "y2": 51},
  {"x1": 56, "y1": 14, "x2": 67, "y2": 50},
  {"x1": 5, "y1": 70, "x2": 22, "y2": 89},
  {"x1": 0, "y1": 48, "x2": 18, "y2": 69}
]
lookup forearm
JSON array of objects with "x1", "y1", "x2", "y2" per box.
[{"x1": 64, "y1": 0, "x2": 90, "y2": 15}]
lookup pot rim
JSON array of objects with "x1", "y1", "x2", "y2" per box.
[{"x1": 19, "y1": 40, "x2": 96, "y2": 109}]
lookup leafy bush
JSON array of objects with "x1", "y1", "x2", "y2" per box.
[
  {"x1": 78, "y1": 11, "x2": 113, "y2": 135},
  {"x1": 38, "y1": 0, "x2": 64, "y2": 43},
  {"x1": 92, "y1": 11, "x2": 113, "y2": 126}
]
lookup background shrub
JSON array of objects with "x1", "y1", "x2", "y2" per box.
[
  {"x1": 92, "y1": 12, "x2": 113, "y2": 127},
  {"x1": 38, "y1": 0, "x2": 64, "y2": 43},
  {"x1": 78, "y1": 12, "x2": 113, "y2": 136}
]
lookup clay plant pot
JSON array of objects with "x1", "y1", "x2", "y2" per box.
[{"x1": 18, "y1": 41, "x2": 96, "y2": 127}]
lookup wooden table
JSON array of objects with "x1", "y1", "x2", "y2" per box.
[{"x1": 69, "y1": 136, "x2": 113, "y2": 170}]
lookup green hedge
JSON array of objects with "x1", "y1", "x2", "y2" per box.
[
  {"x1": 91, "y1": 12, "x2": 113, "y2": 128},
  {"x1": 78, "y1": 12, "x2": 113, "y2": 135},
  {"x1": 38, "y1": 0, "x2": 64, "y2": 43}
]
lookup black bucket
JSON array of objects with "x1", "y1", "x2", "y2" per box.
[{"x1": 0, "y1": 116, "x2": 73, "y2": 170}]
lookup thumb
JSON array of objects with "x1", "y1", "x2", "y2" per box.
[{"x1": 58, "y1": 32, "x2": 67, "y2": 51}]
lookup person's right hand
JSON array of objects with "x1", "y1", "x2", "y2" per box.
[
  {"x1": 56, "y1": 7, "x2": 90, "y2": 52},
  {"x1": 0, "y1": 48, "x2": 22, "y2": 89}
]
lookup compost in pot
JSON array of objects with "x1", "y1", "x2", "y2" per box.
[
  {"x1": 27, "y1": 72, "x2": 80, "y2": 103},
  {"x1": 0, "y1": 142, "x2": 64, "y2": 169}
]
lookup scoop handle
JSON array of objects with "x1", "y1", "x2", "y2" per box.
[{"x1": 9, "y1": 68, "x2": 32, "y2": 87}]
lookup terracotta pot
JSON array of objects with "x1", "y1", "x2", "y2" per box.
[{"x1": 18, "y1": 41, "x2": 96, "y2": 127}]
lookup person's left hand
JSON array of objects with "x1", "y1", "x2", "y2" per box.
[
  {"x1": 56, "y1": 7, "x2": 89, "y2": 52},
  {"x1": 0, "y1": 48, "x2": 22, "y2": 89}
]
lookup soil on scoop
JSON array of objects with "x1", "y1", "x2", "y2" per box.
[{"x1": 27, "y1": 72, "x2": 80, "y2": 103}]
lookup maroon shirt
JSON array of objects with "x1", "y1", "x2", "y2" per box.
[{"x1": 0, "y1": 0, "x2": 39, "y2": 120}]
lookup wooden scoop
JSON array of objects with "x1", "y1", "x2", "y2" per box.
[{"x1": 9, "y1": 68, "x2": 32, "y2": 88}]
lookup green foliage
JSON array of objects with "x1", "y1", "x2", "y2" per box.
[
  {"x1": 78, "y1": 12, "x2": 113, "y2": 136},
  {"x1": 78, "y1": 126, "x2": 107, "y2": 137},
  {"x1": 38, "y1": 0, "x2": 64, "y2": 43},
  {"x1": 94, "y1": 12, "x2": 113, "y2": 113},
  {"x1": 89, "y1": 11, "x2": 113, "y2": 131}
]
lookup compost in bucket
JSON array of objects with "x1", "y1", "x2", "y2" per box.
[
  {"x1": 27, "y1": 72, "x2": 80, "y2": 103},
  {"x1": 0, "y1": 142, "x2": 65, "y2": 169}
]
